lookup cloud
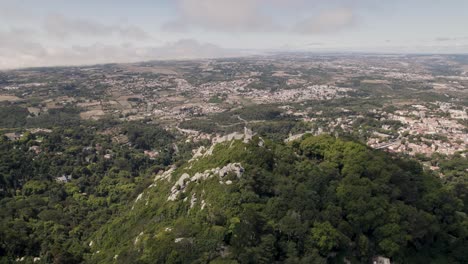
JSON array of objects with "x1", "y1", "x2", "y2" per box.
[
  {"x1": 164, "y1": 0, "x2": 275, "y2": 32},
  {"x1": 0, "y1": 28, "x2": 45, "y2": 56},
  {"x1": 434, "y1": 37, "x2": 468, "y2": 42},
  {"x1": 118, "y1": 25, "x2": 151, "y2": 40},
  {"x1": 435, "y1": 37, "x2": 452, "y2": 42},
  {"x1": 148, "y1": 39, "x2": 240, "y2": 59},
  {"x1": 0, "y1": 3, "x2": 34, "y2": 22},
  {"x1": 307, "y1": 42, "x2": 325, "y2": 46},
  {"x1": 44, "y1": 14, "x2": 150, "y2": 40},
  {"x1": 165, "y1": 0, "x2": 359, "y2": 35},
  {"x1": 0, "y1": 28, "x2": 48, "y2": 69},
  {"x1": 0, "y1": 38, "x2": 243, "y2": 69},
  {"x1": 293, "y1": 8, "x2": 356, "y2": 34}
]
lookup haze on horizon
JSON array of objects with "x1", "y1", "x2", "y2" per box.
[{"x1": 1, "y1": 0, "x2": 467, "y2": 69}]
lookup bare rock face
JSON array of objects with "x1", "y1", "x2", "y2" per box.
[
  {"x1": 134, "y1": 232, "x2": 144, "y2": 246},
  {"x1": 190, "y1": 193, "x2": 197, "y2": 208},
  {"x1": 372, "y1": 256, "x2": 391, "y2": 264},
  {"x1": 150, "y1": 167, "x2": 175, "y2": 187},
  {"x1": 218, "y1": 163, "x2": 244, "y2": 178},
  {"x1": 168, "y1": 173, "x2": 190, "y2": 201},
  {"x1": 190, "y1": 146, "x2": 206, "y2": 160},
  {"x1": 213, "y1": 127, "x2": 255, "y2": 145},
  {"x1": 243, "y1": 127, "x2": 253, "y2": 143},
  {"x1": 213, "y1": 132, "x2": 243, "y2": 144},
  {"x1": 167, "y1": 163, "x2": 244, "y2": 201}
]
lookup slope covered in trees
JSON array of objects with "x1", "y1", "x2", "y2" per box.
[
  {"x1": 86, "y1": 135, "x2": 468, "y2": 264},
  {"x1": 0, "y1": 124, "x2": 179, "y2": 263}
]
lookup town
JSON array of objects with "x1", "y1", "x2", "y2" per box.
[{"x1": 1, "y1": 54, "x2": 466, "y2": 174}]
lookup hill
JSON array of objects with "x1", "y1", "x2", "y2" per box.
[{"x1": 86, "y1": 134, "x2": 468, "y2": 264}]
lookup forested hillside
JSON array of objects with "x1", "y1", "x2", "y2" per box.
[
  {"x1": 85, "y1": 134, "x2": 468, "y2": 264},
  {"x1": 1, "y1": 122, "x2": 466, "y2": 263},
  {"x1": 0, "y1": 123, "x2": 180, "y2": 263}
]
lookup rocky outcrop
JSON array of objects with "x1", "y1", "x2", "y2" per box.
[
  {"x1": 167, "y1": 163, "x2": 244, "y2": 201},
  {"x1": 168, "y1": 173, "x2": 191, "y2": 201},
  {"x1": 218, "y1": 163, "x2": 244, "y2": 178},
  {"x1": 372, "y1": 256, "x2": 391, "y2": 264}
]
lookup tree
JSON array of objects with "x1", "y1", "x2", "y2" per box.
[{"x1": 310, "y1": 221, "x2": 342, "y2": 255}]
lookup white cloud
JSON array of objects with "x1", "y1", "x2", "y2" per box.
[
  {"x1": 293, "y1": 8, "x2": 356, "y2": 34},
  {"x1": 0, "y1": 38, "x2": 243, "y2": 69},
  {"x1": 0, "y1": 28, "x2": 47, "y2": 69},
  {"x1": 164, "y1": 0, "x2": 275, "y2": 32},
  {"x1": 0, "y1": 3, "x2": 34, "y2": 22},
  {"x1": 117, "y1": 25, "x2": 150, "y2": 41},
  {"x1": 165, "y1": 0, "x2": 359, "y2": 34},
  {"x1": 0, "y1": 28, "x2": 45, "y2": 56},
  {"x1": 435, "y1": 37, "x2": 452, "y2": 42},
  {"x1": 307, "y1": 42, "x2": 325, "y2": 46},
  {"x1": 148, "y1": 39, "x2": 240, "y2": 59},
  {"x1": 434, "y1": 36, "x2": 468, "y2": 42},
  {"x1": 43, "y1": 14, "x2": 150, "y2": 40}
]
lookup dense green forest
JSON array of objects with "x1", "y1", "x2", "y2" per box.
[
  {"x1": 0, "y1": 122, "x2": 180, "y2": 263},
  {"x1": 0, "y1": 122, "x2": 467, "y2": 263},
  {"x1": 87, "y1": 135, "x2": 468, "y2": 263}
]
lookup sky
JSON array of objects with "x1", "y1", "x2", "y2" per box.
[{"x1": 0, "y1": 0, "x2": 468, "y2": 69}]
